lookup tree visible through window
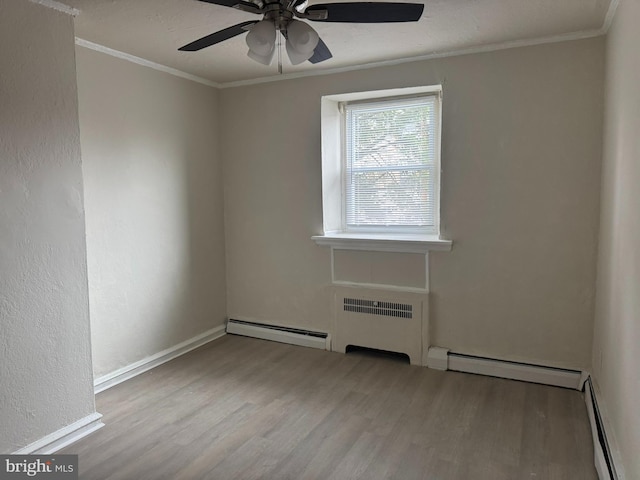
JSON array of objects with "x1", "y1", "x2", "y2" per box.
[{"x1": 343, "y1": 95, "x2": 439, "y2": 233}]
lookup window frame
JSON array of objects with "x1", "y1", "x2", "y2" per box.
[
  {"x1": 339, "y1": 93, "x2": 441, "y2": 235},
  {"x1": 313, "y1": 86, "x2": 451, "y2": 254},
  {"x1": 311, "y1": 85, "x2": 453, "y2": 254}
]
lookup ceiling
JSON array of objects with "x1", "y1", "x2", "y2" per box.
[{"x1": 66, "y1": 0, "x2": 613, "y2": 85}]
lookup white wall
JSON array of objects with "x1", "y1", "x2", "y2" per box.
[
  {"x1": 0, "y1": 0, "x2": 96, "y2": 453},
  {"x1": 75, "y1": 47, "x2": 226, "y2": 378},
  {"x1": 593, "y1": 0, "x2": 640, "y2": 476},
  {"x1": 220, "y1": 38, "x2": 604, "y2": 369}
]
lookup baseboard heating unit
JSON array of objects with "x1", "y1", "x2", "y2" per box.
[
  {"x1": 226, "y1": 319, "x2": 330, "y2": 350},
  {"x1": 584, "y1": 377, "x2": 619, "y2": 480},
  {"x1": 426, "y1": 347, "x2": 586, "y2": 390}
]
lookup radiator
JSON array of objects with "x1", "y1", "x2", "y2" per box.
[{"x1": 333, "y1": 289, "x2": 424, "y2": 365}]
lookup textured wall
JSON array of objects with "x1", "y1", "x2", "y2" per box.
[
  {"x1": 220, "y1": 38, "x2": 604, "y2": 369},
  {"x1": 75, "y1": 47, "x2": 226, "y2": 378},
  {"x1": 0, "y1": 0, "x2": 96, "y2": 453},
  {"x1": 593, "y1": 0, "x2": 640, "y2": 476}
]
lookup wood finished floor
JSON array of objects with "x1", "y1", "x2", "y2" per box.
[{"x1": 63, "y1": 335, "x2": 597, "y2": 479}]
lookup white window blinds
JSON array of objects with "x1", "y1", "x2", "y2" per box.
[{"x1": 343, "y1": 94, "x2": 440, "y2": 233}]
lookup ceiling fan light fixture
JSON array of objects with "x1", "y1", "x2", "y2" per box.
[
  {"x1": 285, "y1": 40, "x2": 313, "y2": 65},
  {"x1": 287, "y1": 20, "x2": 319, "y2": 55},
  {"x1": 246, "y1": 19, "x2": 276, "y2": 57},
  {"x1": 247, "y1": 47, "x2": 275, "y2": 65}
]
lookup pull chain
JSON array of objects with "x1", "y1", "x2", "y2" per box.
[{"x1": 277, "y1": 28, "x2": 283, "y2": 74}]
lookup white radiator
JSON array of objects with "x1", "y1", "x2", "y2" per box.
[{"x1": 333, "y1": 288, "x2": 425, "y2": 365}]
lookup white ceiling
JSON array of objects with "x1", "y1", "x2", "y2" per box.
[{"x1": 65, "y1": 0, "x2": 613, "y2": 85}]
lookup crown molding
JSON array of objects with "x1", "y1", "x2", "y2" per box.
[
  {"x1": 602, "y1": 0, "x2": 620, "y2": 33},
  {"x1": 29, "y1": 0, "x2": 79, "y2": 16},
  {"x1": 75, "y1": 38, "x2": 220, "y2": 89}
]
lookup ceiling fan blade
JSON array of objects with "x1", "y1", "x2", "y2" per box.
[
  {"x1": 196, "y1": 0, "x2": 262, "y2": 12},
  {"x1": 308, "y1": 37, "x2": 332, "y2": 64},
  {"x1": 178, "y1": 21, "x2": 257, "y2": 51},
  {"x1": 305, "y1": 2, "x2": 424, "y2": 23}
]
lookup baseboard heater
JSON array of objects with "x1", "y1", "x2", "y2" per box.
[
  {"x1": 226, "y1": 318, "x2": 330, "y2": 350},
  {"x1": 584, "y1": 377, "x2": 618, "y2": 480},
  {"x1": 426, "y1": 347, "x2": 586, "y2": 390}
]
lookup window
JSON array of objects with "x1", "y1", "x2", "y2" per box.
[
  {"x1": 313, "y1": 86, "x2": 450, "y2": 253},
  {"x1": 343, "y1": 95, "x2": 439, "y2": 234}
]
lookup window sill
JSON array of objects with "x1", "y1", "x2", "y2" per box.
[{"x1": 311, "y1": 232, "x2": 452, "y2": 254}]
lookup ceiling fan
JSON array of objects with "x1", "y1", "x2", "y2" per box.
[{"x1": 179, "y1": 0, "x2": 424, "y2": 70}]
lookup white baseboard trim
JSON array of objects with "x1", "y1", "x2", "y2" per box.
[
  {"x1": 427, "y1": 348, "x2": 584, "y2": 390},
  {"x1": 94, "y1": 325, "x2": 226, "y2": 394},
  {"x1": 227, "y1": 318, "x2": 330, "y2": 350},
  {"x1": 13, "y1": 412, "x2": 104, "y2": 454},
  {"x1": 584, "y1": 376, "x2": 624, "y2": 480}
]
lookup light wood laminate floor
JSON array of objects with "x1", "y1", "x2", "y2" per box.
[{"x1": 63, "y1": 335, "x2": 597, "y2": 479}]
